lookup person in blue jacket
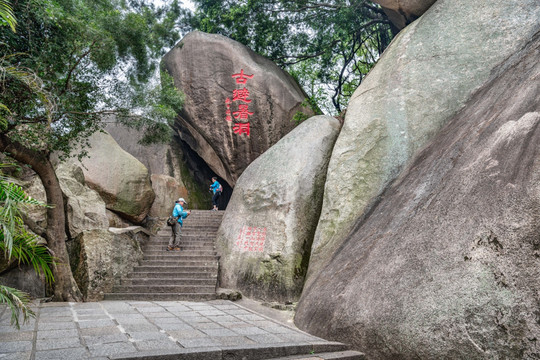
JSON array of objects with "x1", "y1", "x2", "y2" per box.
[
  {"x1": 209, "y1": 177, "x2": 222, "y2": 211},
  {"x1": 168, "y1": 198, "x2": 191, "y2": 251}
]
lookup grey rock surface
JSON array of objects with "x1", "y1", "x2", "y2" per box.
[
  {"x1": 104, "y1": 121, "x2": 184, "y2": 180},
  {"x1": 162, "y1": 31, "x2": 314, "y2": 187},
  {"x1": 296, "y1": 31, "x2": 540, "y2": 359},
  {"x1": 80, "y1": 131, "x2": 155, "y2": 224},
  {"x1": 69, "y1": 228, "x2": 149, "y2": 301},
  {"x1": 373, "y1": 0, "x2": 436, "y2": 29},
  {"x1": 56, "y1": 161, "x2": 109, "y2": 239},
  {"x1": 216, "y1": 115, "x2": 341, "y2": 302},
  {"x1": 148, "y1": 174, "x2": 188, "y2": 218},
  {"x1": 306, "y1": 0, "x2": 540, "y2": 290}
]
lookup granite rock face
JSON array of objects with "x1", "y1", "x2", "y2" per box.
[
  {"x1": 149, "y1": 174, "x2": 188, "y2": 218},
  {"x1": 306, "y1": 0, "x2": 540, "y2": 290},
  {"x1": 296, "y1": 32, "x2": 540, "y2": 359},
  {"x1": 69, "y1": 228, "x2": 150, "y2": 301},
  {"x1": 162, "y1": 31, "x2": 315, "y2": 188},
  {"x1": 80, "y1": 131, "x2": 155, "y2": 224},
  {"x1": 373, "y1": 0, "x2": 437, "y2": 29},
  {"x1": 216, "y1": 115, "x2": 341, "y2": 302},
  {"x1": 56, "y1": 161, "x2": 109, "y2": 239}
]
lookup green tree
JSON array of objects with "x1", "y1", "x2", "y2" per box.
[
  {"x1": 190, "y1": 0, "x2": 394, "y2": 114},
  {"x1": 0, "y1": 0, "x2": 186, "y2": 300}
]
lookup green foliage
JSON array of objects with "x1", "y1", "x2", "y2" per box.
[
  {"x1": 0, "y1": 0, "x2": 188, "y2": 159},
  {"x1": 0, "y1": 167, "x2": 54, "y2": 329},
  {"x1": 0, "y1": 0, "x2": 16, "y2": 32},
  {"x1": 292, "y1": 97, "x2": 323, "y2": 125},
  {"x1": 190, "y1": 0, "x2": 394, "y2": 114},
  {"x1": 0, "y1": 285, "x2": 34, "y2": 329}
]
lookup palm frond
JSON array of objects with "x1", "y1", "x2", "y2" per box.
[
  {"x1": 0, "y1": 0, "x2": 17, "y2": 33},
  {"x1": 0, "y1": 231, "x2": 55, "y2": 284},
  {"x1": 0, "y1": 285, "x2": 35, "y2": 329}
]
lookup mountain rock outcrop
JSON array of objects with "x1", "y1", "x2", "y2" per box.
[
  {"x1": 80, "y1": 131, "x2": 155, "y2": 224},
  {"x1": 216, "y1": 115, "x2": 341, "y2": 302},
  {"x1": 162, "y1": 31, "x2": 315, "y2": 188},
  {"x1": 306, "y1": 0, "x2": 540, "y2": 291},
  {"x1": 296, "y1": 31, "x2": 540, "y2": 359}
]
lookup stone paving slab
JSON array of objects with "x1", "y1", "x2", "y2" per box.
[{"x1": 0, "y1": 300, "x2": 348, "y2": 360}]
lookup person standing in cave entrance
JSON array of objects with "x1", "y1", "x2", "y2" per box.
[
  {"x1": 168, "y1": 198, "x2": 190, "y2": 251},
  {"x1": 209, "y1": 177, "x2": 222, "y2": 211}
]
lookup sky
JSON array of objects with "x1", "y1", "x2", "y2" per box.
[{"x1": 153, "y1": 0, "x2": 196, "y2": 11}]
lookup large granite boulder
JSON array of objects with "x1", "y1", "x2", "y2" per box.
[
  {"x1": 373, "y1": 0, "x2": 436, "y2": 29},
  {"x1": 296, "y1": 32, "x2": 540, "y2": 359},
  {"x1": 104, "y1": 121, "x2": 183, "y2": 179},
  {"x1": 80, "y1": 131, "x2": 155, "y2": 224},
  {"x1": 56, "y1": 162, "x2": 109, "y2": 238},
  {"x1": 162, "y1": 31, "x2": 315, "y2": 187},
  {"x1": 306, "y1": 0, "x2": 540, "y2": 290},
  {"x1": 104, "y1": 120, "x2": 211, "y2": 211},
  {"x1": 69, "y1": 227, "x2": 150, "y2": 301},
  {"x1": 149, "y1": 174, "x2": 188, "y2": 218},
  {"x1": 216, "y1": 115, "x2": 341, "y2": 302}
]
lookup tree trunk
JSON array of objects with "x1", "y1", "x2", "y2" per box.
[{"x1": 0, "y1": 135, "x2": 83, "y2": 301}]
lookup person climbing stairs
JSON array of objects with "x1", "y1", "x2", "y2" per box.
[{"x1": 104, "y1": 210, "x2": 223, "y2": 300}]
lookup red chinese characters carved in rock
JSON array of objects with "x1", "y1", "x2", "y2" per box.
[
  {"x1": 232, "y1": 88, "x2": 251, "y2": 103},
  {"x1": 225, "y1": 97, "x2": 232, "y2": 121},
  {"x1": 235, "y1": 226, "x2": 267, "y2": 252},
  {"x1": 231, "y1": 69, "x2": 254, "y2": 85},
  {"x1": 226, "y1": 69, "x2": 255, "y2": 136},
  {"x1": 233, "y1": 122, "x2": 250, "y2": 136},
  {"x1": 233, "y1": 104, "x2": 254, "y2": 120}
]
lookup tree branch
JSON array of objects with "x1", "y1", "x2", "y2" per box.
[{"x1": 59, "y1": 40, "x2": 97, "y2": 97}]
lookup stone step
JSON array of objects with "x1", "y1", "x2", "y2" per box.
[
  {"x1": 133, "y1": 265, "x2": 218, "y2": 272},
  {"x1": 139, "y1": 259, "x2": 218, "y2": 267},
  {"x1": 108, "y1": 210, "x2": 223, "y2": 300},
  {"x1": 142, "y1": 254, "x2": 217, "y2": 261},
  {"x1": 270, "y1": 350, "x2": 365, "y2": 360},
  {"x1": 142, "y1": 247, "x2": 216, "y2": 253},
  {"x1": 103, "y1": 292, "x2": 217, "y2": 301},
  {"x1": 112, "y1": 284, "x2": 216, "y2": 293},
  {"x1": 143, "y1": 250, "x2": 217, "y2": 256},
  {"x1": 121, "y1": 277, "x2": 217, "y2": 286},
  {"x1": 154, "y1": 233, "x2": 218, "y2": 238},
  {"x1": 143, "y1": 241, "x2": 214, "y2": 252},
  {"x1": 148, "y1": 239, "x2": 216, "y2": 244},
  {"x1": 127, "y1": 271, "x2": 217, "y2": 279}
]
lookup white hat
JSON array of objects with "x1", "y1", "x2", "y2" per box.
[{"x1": 177, "y1": 198, "x2": 187, "y2": 203}]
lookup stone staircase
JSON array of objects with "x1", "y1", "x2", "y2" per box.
[{"x1": 104, "y1": 210, "x2": 224, "y2": 301}]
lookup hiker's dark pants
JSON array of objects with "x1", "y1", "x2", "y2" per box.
[
  {"x1": 169, "y1": 222, "x2": 181, "y2": 247},
  {"x1": 212, "y1": 192, "x2": 221, "y2": 207}
]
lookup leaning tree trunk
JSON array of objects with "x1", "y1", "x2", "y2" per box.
[{"x1": 0, "y1": 135, "x2": 82, "y2": 301}]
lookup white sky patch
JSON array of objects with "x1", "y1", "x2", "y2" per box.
[{"x1": 153, "y1": 0, "x2": 196, "y2": 12}]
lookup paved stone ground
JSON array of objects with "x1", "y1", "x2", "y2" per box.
[{"x1": 0, "y1": 300, "x2": 351, "y2": 360}]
